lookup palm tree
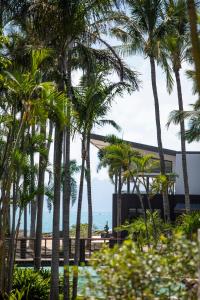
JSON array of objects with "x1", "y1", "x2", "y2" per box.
[
  {"x1": 5, "y1": 2, "x2": 139, "y2": 298},
  {"x1": 186, "y1": 0, "x2": 200, "y2": 95},
  {"x1": 0, "y1": 47, "x2": 58, "y2": 294},
  {"x1": 162, "y1": 0, "x2": 190, "y2": 212},
  {"x1": 26, "y1": 2, "x2": 133, "y2": 298},
  {"x1": 112, "y1": 0, "x2": 171, "y2": 221},
  {"x1": 98, "y1": 142, "x2": 139, "y2": 235},
  {"x1": 126, "y1": 154, "x2": 160, "y2": 242},
  {"x1": 104, "y1": 134, "x2": 125, "y2": 193},
  {"x1": 46, "y1": 160, "x2": 80, "y2": 209},
  {"x1": 29, "y1": 125, "x2": 36, "y2": 245},
  {"x1": 72, "y1": 71, "x2": 133, "y2": 299},
  {"x1": 74, "y1": 68, "x2": 132, "y2": 238}
]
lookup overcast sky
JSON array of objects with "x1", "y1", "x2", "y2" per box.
[{"x1": 67, "y1": 53, "x2": 199, "y2": 213}]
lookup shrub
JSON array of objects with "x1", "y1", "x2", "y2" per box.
[
  {"x1": 12, "y1": 268, "x2": 50, "y2": 300},
  {"x1": 84, "y1": 233, "x2": 198, "y2": 299},
  {"x1": 117, "y1": 210, "x2": 172, "y2": 247},
  {"x1": 176, "y1": 212, "x2": 200, "y2": 237}
]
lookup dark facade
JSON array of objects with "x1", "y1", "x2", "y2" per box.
[{"x1": 112, "y1": 194, "x2": 200, "y2": 232}]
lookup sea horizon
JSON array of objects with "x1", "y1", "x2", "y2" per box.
[{"x1": 20, "y1": 207, "x2": 112, "y2": 233}]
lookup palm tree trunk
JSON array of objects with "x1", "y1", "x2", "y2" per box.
[
  {"x1": 23, "y1": 203, "x2": 27, "y2": 257},
  {"x1": 34, "y1": 124, "x2": 46, "y2": 270},
  {"x1": 127, "y1": 178, "x2": 130, "y2": 193},
  {"x1": 7, "y1": 206, "x2": 22, "y2": 293},
  {"x1": 50, "y1": 125, "x2": 63, "y2": 300},
  {"x1": 30, "y1": 125, "x2": 36, "y2": 245},
  {"x1": 34, "y1": 121, "x2": 53, "y2": 269},
  {"x1": 149, "y1": 56, "x2": 170, "y2": 222},
  {"x1": 7, "y1": 175, "x2": 19, "y2": 293},
  {"x1": 23, "y1": 203, "x2": 27, "y2": 239},
  {"x1": 174, "y1": 69, "x2": 190, "y2": 212},
  {"x1": 0, "y1": 113, "x2": 24, "y2": 293},
  {"x1": 62, "y1": 49, "x2": 72, "y2": 300},
  {"x1": 63, "y1": 124, "x2": 71, "y2": 300},
  {"x1": 117, "y1": 168, "x2": 122, "y2": 241},
  {"x1": 72, "y1": 135, "x2": 86, "y2": 300},
  {"x1": 0, "y1": 184, "x2": 10, "y2": 294},
  {"x1": 187, "y1": 0, "x2": 200, "y2": 95},
  {"x1": 115, "y1": 173, "x2": 118, "y2": 194},
  {"x1": 6, "y1": 205, "x2": 23, "y2": 294},
  {"x1": 86, "y1": 133, "x2": 93, "y2": 240}
]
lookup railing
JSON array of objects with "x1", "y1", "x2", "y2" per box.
[{"x1": 7, "y1": 237, "x2": 123, "y2": 265}]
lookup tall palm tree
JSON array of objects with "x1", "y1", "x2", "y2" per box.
[
  {"x1": 74, "y1": 69, "x2": 132, "y2": 238},
  {"x1": 112, "y1": 0, "x2": 171, "y2": 221},
  {"x1": 29, "y1": 125, "x2": 36, "y2": 245},
  {"x1": 162, "y1": 0, "x2": 190, "y2": 212},
  {"x1": 186, "y1": 0, "x2": 200, "y2": 95},
  {"x1": 6, "y1": 2, "x2": 138, "y2": 298},
  {"x1": 26, "y1": 2, "x2": 130, "y2": 298},
  {"x1": 72, "y1": 71, "x2": 133, "y2": 299},
  {"x1": 0, "y1": 47, "x2": 58, "y2": 294}
]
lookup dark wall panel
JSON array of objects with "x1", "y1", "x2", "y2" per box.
[{"x1": 112, "y1": 194, "x2": 200, "y2": 233}]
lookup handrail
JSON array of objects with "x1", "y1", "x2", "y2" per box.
[
  {"x1": 6, "y1": 237, "x2": 123, "y2": 241},
  {"x1": 6, "y1": 237, "x2": 123, "y2": 265}
]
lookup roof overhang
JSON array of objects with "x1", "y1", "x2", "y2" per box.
[{"x1": 90, "y1": 133, "x2": 177, "y2": 157}]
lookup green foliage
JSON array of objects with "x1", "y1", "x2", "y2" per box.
[
  {"x1": 73, "y1": 69, "x2": 125, "y2": 138},
  {"x1": 12, "y1": 268, "x2": 50, "y2": 300},
  {"x1": 84, "y1": 234, "x2": 198, "y2": 299},
  {"x1": 45, "y1": 160, "x2": 80, "y2": 212},
  {"x1": 150, "y1": 173, "x2": 176, "y2": 194},
  {"x1": 98, "y1": 141, "x2": 140, "y2": 183},
  {"x1": 0, "y1": 32, "x2": 10, "y2": 70},
  {"x1": 176, "y1": 212, "x2": 200, "y2": 237},
  {"x1": 117, "y1": 211, "x2": 172, "y2": 247},
  {"x1": 70, "y1": 224, "x2": 88, "y2": 238},
  {"x1": 70, "y1": 223, "x2": 98, "y2": 238},
  {"x1": 8, "y1": 288, "x2": 25, "y2": 300}
]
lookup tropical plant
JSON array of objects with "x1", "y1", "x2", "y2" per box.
[
  {"x1": 163, "y1": 0, "x2": 191, "y2": 212},
  {"x1": 72, "y1": 69, "x2": 135, "y2": 297},
  {"x1": 84, "y1": 233, "x2": 198, "y2": 299},
  {"x1": 19, "y1": 1, "x2": 139, "y2": 298},
  {"x1": 112, "y1": 0, "x2": 171, "y2": 220},
  {"x1": 98, "y1": 141, "x2": 139, "y2": 236},
  {"x1": 176, "y1": 211, "x2": 200, "y2": 237},
  {"x1": 103, "y1": 134, "x2": 125, "y2": 193},
  {"x1": 0, "y1": 47, "x2": 64, "y2": 295},
  {"x1": 126, "y1": 154, "x2": 164, "y2": 242},
  {"x1": 11, "y1": 268, "x2": 50, "y2": 300},
  {"x1": 45, "y1": 160, "x2": 81, "y2": 212},
  {"x1": 117, "y1": 211, "x2": 172, "y2": 248},
  {"x1": 74, "y1": 67, "x2": 132, "y2": 240},
  {"x1": 186, "y1": 0, "x2": 200, "y2": 96}
]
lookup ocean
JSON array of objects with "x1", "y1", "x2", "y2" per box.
[
  {"x1": 42, "y1": 210, "x2": 112, "y2": 232},
  {"x1": 20, "y1": 205, "x2": 112, "y2": 232}
]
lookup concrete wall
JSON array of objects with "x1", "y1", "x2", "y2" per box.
[{"x1": 175, "y1": 153, "x2": 200, "y2": 195}]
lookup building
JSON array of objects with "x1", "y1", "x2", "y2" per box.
[{"x1": 91, "y1": 134, "x2": 200, "y2": 229}]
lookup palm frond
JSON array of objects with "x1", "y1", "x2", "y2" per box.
[{"x1": 167, "y1": 109, "x2": 198, "y2": 127}]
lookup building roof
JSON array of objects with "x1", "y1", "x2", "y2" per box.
[{"x1": 90, "y1": 133, "x2": 177, "y2": 156}]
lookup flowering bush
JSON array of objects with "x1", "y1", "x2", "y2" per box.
[{"x1": 84, "y1": 233, "x2": 198, "y2": 299}]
